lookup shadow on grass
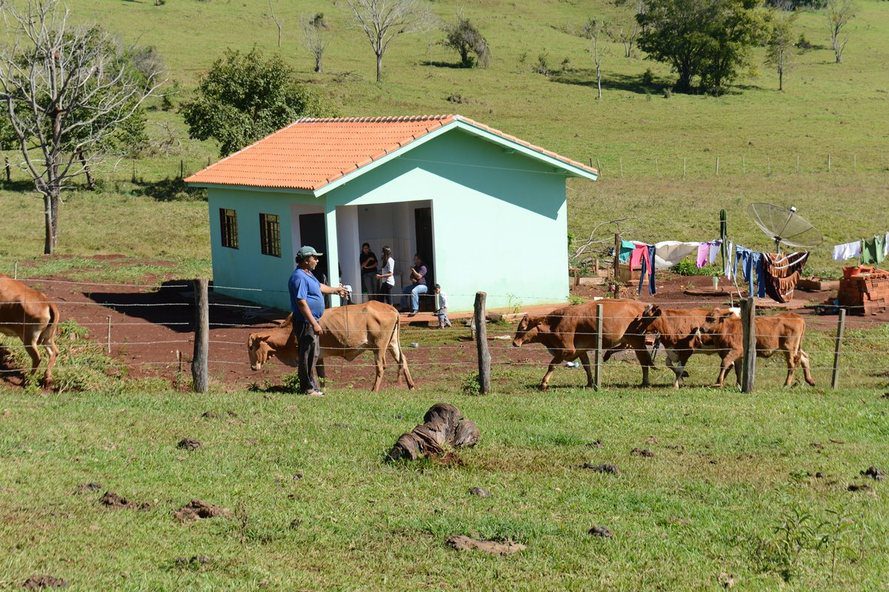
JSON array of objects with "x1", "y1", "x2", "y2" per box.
[
  {"x1": 420, "y1": 60, "x2": 470, "y2": 69},
  {"x1": 549, "y1": 70, "x2": 675, "y2": 95},
  {"x1": 132, "y1": 177, "x2": 206, "y2": 202},
  {"x1": 0, "y1": 180, "x2": 37, "y2": 193}
]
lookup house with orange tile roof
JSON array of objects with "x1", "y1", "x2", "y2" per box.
[{"x1": 186, "y1": 115, "x2": 598, "y2": 312}]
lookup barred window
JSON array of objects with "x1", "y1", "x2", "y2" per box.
[
  {"x1": 259, "y1": 213, "x2": 281, "y2": 257},
  {"x1": 219, "y1": 208, "x2": 238, "y2": 249}
]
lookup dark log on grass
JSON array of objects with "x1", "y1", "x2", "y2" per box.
[{"x1": 386, "y1": 403, "x2": 480, "y2": 461}]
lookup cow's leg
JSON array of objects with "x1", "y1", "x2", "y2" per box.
[
  {"x1": 630, "y1": 340, "x2": 653, "y2": 387},
  {"x1": 42, "y1": 340, "x2": 58, "y2": 386},
  {"x1": 23, "y1": 331, "x2": 42, "y2": 384},
  {"x1": 798, "y1": 350, "x2": 816, "y2": 386},
  {"x1": 714, "y1": 354, "x2": 737, "y2": 388},
  {"x1": 579, "y1": 351, "x2": 594, "y2": 387},
  {"x1": 782, "y1": 347, "x2": 797, "y2": 387},
  {"x1": 540, "y1": 355, "x2": 563, "y2": 391},
  {"x1": 371, "y1": 350, "x2": 385, "y2": 392}
]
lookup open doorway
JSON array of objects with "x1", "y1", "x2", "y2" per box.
[
  {"x1": 414, "y1": 206, "x2": 435, "y2": 288},
  {"x1": 298, "y1": 213, "x2": 328, "y2": 281}
]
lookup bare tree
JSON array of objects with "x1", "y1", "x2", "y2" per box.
[
  {"x1": 346, "y1": 0, "x2": 433, "y2": 83},
  {"x1": 826, "y1": 0, "x2": 855, "y2": 64},
  {"x1": 265, "y1": 0, "x2": 284, "y2": 48},
  {"x1": 0, "y1": 0, "x2": 159, "y2": 254},
  {"x1": 610, "y1": 0, "x2": 643, "y2": 58},
  {"x1": 302, "y1": 13, "x2": 329, "y2": 73},
  {"x1": 583, "y1": 18, "x2": 609, "y2": 101},
  {"x1": 766, "y1": 11, "x2": 796, "y2": 91}
]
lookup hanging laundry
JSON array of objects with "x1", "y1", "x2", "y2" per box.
[
  {"x1": 618, "y1": 240, "x2": 635, "y2": 264},
  {"x1": 637, "y1": 244, "x2": 657, "y2": 295},
  {"x1": 723, "y1": 241, "x2": 735, "y2": 280},
  {"x1": 762, "y1": 252, "x2": 809, "y2": 303},
  {"x1": 629, "y1": 242, "x2": 650, "y2": 270},
  {"x1": 884, "y1": 232, "x2": 889, "y2": 258},
  {"x1": 832, "y1": 240, "x2": 862, "y2": 261},
  {"x1": 736, "y1": 246, "x2": 766, "y2": 298},
  {"x1": 696, "y1": 243, "x2": 710, "y2": 268},
  {"x1": 653, "y1": 241, "x2": 700, "y2": 270},
  {"x1": 861, "y1": 235, "x2": 885, "y2": 265},
  {"x1": 708, "y1": 241, "x2": 721, "y2": 265}
]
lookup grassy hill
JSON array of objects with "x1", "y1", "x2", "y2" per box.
[{"x1": 1, "y1": 0, "x2": 888, "y2": 273}]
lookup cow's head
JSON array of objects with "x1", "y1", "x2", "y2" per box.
[
  {"x1": 694, "y1": 307, "x2": 739, "y2": 347},
  {"x1": 247, "y1": 333, "x2": 273, "y2": 370},
  {"x1": 513, "y1": 314, "x2": 544, "y2": 347}
]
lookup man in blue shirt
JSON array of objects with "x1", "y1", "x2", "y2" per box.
[{"x1": 289, "y1": 245, "x2": 346, "y2": 397}]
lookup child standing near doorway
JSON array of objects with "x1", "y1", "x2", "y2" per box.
[{"x1": 434, "y1": 284, "x2": 451, "y2": 329}]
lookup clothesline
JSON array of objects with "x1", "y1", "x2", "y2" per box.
[{"x1": 832, "y1": 231, "x2": 888, "y2": 265}]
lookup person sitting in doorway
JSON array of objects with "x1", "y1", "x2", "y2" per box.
[{"x1": 401, "y1": 254, "x2": 428, "y2": 316}]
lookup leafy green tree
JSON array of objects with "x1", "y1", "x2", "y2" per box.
[
  {"x1": 182, "y1": 48, "x2": 332, "y2": 156},
  {"x1": 766, "y1": 11, "x2": 796, "y2": 90},
  {"x1": 637, "y1": 0, "x2": 770, "y2": 94},
  {"x1": 443, "y1": 16, "x2": 491, "y2": 68}
]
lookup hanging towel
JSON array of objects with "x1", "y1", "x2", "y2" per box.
[
  {"x1": 708, "y1": 240, "x2": 721, "y2": 265},
  {"x1": 653, "y1": 241, "x2": 700, "y2": 269},
  {"x1": 762, "y1": 252, "x2": 809, "y2": 303},
  {"x1": 832, "y1": 240, "x2": 862, "y2": 261},
  {"x1": 861, "y1": 235, "x2": 885, "y2": 265},
  {"x1": 696, "y1": 243, "x2": 710, "y2": 268},
  {"x1": 884, "y1": 232, "x2": 889, "y2": 258},
  {"x1": 618, "y1": 240, "x2": 635, "y2": 264},
  {"x1": 736, "y1": 247, "x2": 766, "y2": 298},
  {"x1": 637, "y1": 244, "x2": 657, "y2": 295}
]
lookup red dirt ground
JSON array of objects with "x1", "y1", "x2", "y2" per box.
[{"x1": 2, "y1": 268, "x2": 886, "y2": 391}]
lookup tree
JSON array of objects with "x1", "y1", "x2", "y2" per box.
[
  {"x1": 826, "y1": 0, "x2": 855, "y2": 64},
  {"x1": 346, "y1": 0, "x2": 433, "y2": 83},
  {"x1": 0, "y1": 0, "x2": 159, "y2": 254},
  {"x1": 766, "y1": 11, "x2": 796, "y2": 90},
  {"x1": 181, "y1": 48, "x2": 332, "y2": 156},
  {"x1": 265, "y1": 0, "x2": 284, "y2": 48},
  {"x1": 582, "y1": 18, "x2": 609, "y2": 100},
  {"x1": 302, "y1": 13, "x2": 329, "y2": 73},
  {"x1": 443, "y1": 15, "x2": 491, "y2": 68},
  {"x1": 610, "y1": 0, "x2": 643, "y2": 58},
  {"x1": 637, "y1": 0, "x2": 769, "y2": 94}
]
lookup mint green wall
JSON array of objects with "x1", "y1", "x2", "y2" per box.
[
  {"x1": 207, "y1": 189, "x2": 320, "y2": 310},
  {"x1": 325, "y1": 129, "x2": 570, "y2": 311}
]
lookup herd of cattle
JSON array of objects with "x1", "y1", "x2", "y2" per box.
[{"x1": 0, "y1": 275, "x2": 814, "y2": 391}]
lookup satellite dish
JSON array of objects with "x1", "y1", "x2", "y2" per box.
[{"x1": 747, "y1": 203, "x2": 823, "y2": 252}]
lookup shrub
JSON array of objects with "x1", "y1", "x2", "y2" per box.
[
  {"x1": 443, "y1": 16, "x2": 491, "y2": 68},
  {"x1": 534, "y1": 53, "x2": 550, "y2": 76},
  {"x1": 641, "y1": 68, "x2": 655, "y2": 87}
]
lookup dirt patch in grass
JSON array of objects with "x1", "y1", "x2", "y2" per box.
[
  {"x1": 174, "y1": 499, "x2": 230, "y2": 522},
  {"x1": 99, "y1": 491, "x2": 150, "y2": 510},
  {"x1": 446, "y1": 535, "x2": 525, "y2": 555},
  {"x1": 581, "y1": 462, "x2": 621, "y2": 475},
  {"x1": 73, "y1": 482, "x2": 102, "y2": 494},
  {"x1": 177, "y1": 438, "x2": 202, "y2": 451},
  {"x1": 22, "y1": 575, "x2": 68, "y2": 589}
]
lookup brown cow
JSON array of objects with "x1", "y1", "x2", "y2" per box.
[
  {"x1": 512, "y1": 299, "x2": 653, "y2": 390},
  {"x1": 697, "y1": 309, "x2": 816, "y2": 388},
  {"x1": 0, "y1": 276, "x2": 60, "y2": 386},
  {"x1": 636, "y1": 306, "x2": 715, "y2": 388},
  {"x1": 247, "y1": 300, "x2": 415, "y2": 392}
]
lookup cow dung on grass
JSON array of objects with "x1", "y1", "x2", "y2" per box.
[
  {"x1": 446, "y1": 535, "x2": 525, "y2": 555},
  {"x1": 22, "y1": 575, "x2": 68, "y2": 589},
  {"x1": 174, "y1": 499, "x2": 230, "y2": 522},
  {"x1": 387, "y1": 403, "x2": 479, "y2": 462}
]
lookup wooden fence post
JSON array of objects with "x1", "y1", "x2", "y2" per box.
[
  {"x1": 827, "y1": 153, "x2": 831, "y2": 172},
  {"x1": 612, "y1": 232, "x2": 622, "y2": 297},
  {"x1": 474, "y1": 292, "x2": 491, "y2": 394},
  {"x1": 4, "y1": 157, "x2": 9, "y2": 183},
  {"x1": 593, "y1": 303, "x2": 603, "y2": 390},
  {"x1": 682, "y1": 157, "x2": 687, "y2": 178},
  {"x1": 741, "y1": 297, "x2": 756, "y2": 393},
  {"x1": 179, "y1": 159, "x2": 184, "y2": 179},
  {"x1": 192, "y1": 278, "x2": 209, "y2": 393},
  {"x1": 716, "y1": 156, "x2": 720, "y2": 176},
  {"x1": 831, "y1": 308, "x2": 846, "y2": 390},
  {"x1": 106, "y1": 316, "x2": 112, "y2": 354},
  {"x1": 13, "y1": 261, "x2": 17, "y2": 279}
]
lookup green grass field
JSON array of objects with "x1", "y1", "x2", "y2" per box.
[{"x1": 1, "y1": 0, "x2": 888, "y2": 589}]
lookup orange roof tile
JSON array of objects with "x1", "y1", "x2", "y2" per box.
[{"x1": 185, "y1": 114, "x2": 597, "y2": 192}]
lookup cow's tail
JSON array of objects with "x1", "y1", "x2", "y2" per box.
[{"x1": 391, "y1": 313, "x2": 415, "y2": 390}]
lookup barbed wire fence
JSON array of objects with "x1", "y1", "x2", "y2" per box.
[{"x1": 1, "y1": 275, "x2": 886, "y2": 394}]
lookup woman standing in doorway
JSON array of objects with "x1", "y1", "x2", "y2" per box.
[
  {"x1": 359, "y1": 242, "x2": 378, "y2": 302},
  {"x1": 376, "y1": 246, "x2": 395, "y2": 305}
]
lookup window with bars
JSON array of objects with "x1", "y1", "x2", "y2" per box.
[
  {"x1": 219, "y1": 208, "x2": 238, "y2": 249},
  {"x1": 259, "y1": 213, "x2": 281, "y2": 257}
]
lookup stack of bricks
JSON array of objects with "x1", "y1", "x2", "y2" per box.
[{"x1": 838, "y1": 268, "x2": 889, "y2": 315}]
